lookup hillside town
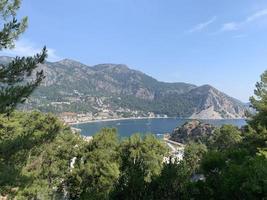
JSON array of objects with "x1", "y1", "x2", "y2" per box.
[{"x1": 58, "y1": 110, "x2": 168, "y2": 124}]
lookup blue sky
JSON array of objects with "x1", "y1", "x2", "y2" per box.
[{"x1": 3, "y1": 0, "x2": 267, "y2": 102}]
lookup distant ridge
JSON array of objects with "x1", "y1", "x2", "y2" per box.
[{"x1": 0, "y1": 56, "x2": 247, "y2": 119}]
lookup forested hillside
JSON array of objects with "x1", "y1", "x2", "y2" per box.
[{"x1": 0, "y1": 57, "x2": 247, "y2": 119}]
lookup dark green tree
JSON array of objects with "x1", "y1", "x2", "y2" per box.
[
  {"x1": 111, "y1": 134, "x2": 168, "y2": 200},
  {"x1": 66, "y1": 128, "x2": 120, "y2": 200},
  {"x1": 0, "y1": 0, "x2": 47, "y2": 114},
  {"x1": 250, "y1": 70, "x2": 267, "y2": 128},
  {"x1": 146, "y1": 160, "x2": 191, "y2": 200},
  {"x1": 0, "y1": 111, "x2": 84, "y2": 198},
  {"x1": 208, "y1": 125, "x2": 242, "y2": 151},
  {"x1": 249, "y1": 70, "x2": 267, "y2": 157},
  {"x1": 183, "y1": 141, "x2": 207, "y2": 174},
  {"x1": 198, "y1": 148, "x2": 267, "y2": 199}
]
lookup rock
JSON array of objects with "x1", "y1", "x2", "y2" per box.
[{"x1": 170, "y1": 120, "x2": 215, "y2": 144}]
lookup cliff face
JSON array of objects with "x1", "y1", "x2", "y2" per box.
[
  {"x1": 0, "y1": 57, "x2": 247, "y2": 118},
  {"x1": 188, "y1": 85, "x2": 246, "y2": 119},
  {"x1": 170, "y1": 120, "x2": 215, "y2": 144}
]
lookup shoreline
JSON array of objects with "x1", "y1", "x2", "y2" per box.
[
  {"x1": 68, "y1": 117, "x2": 246, "y2": 126},
  {"x1": 68, "y1": 117, "x2": 173, "y2": 125}
]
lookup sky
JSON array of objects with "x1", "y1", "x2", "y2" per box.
[{"x1": 2, "y1": 0, "x2": 267, "y2": 102}]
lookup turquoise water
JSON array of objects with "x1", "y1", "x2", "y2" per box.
[{"x1": 72, "y1": 118, "x2": 247, "y2": 137}]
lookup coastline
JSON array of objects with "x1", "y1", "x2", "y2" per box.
[
  {"x1": 68, "y1": 117, "x2": 173, "y2": 125},
  {"x1": 68, "y1": 117, "x2": 246, "y2": 126}
]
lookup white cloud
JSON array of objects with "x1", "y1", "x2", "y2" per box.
[
  {"x1": 221, "y1": 22, "x2": 239, "y2": 31},
  {"x1": 221, "y1": 8, "x2": 267, "y2": 32},
  {"x1": 187, "y1": 16, "x2": 217, "y2": 33},
  {"x1": 246, "y1": 9, "x2": 267, "y2": 22},
  {"x1": 2, "y1": 40, "x2": 61, "y2": 61}
]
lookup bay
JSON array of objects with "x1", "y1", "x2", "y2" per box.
[{"x1": 72, "y1": 118, "x2": 247, "y2": 137}]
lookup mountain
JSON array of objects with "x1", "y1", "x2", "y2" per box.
[
  {"x1": 187, "y1": 85, "x2": 246, "y2": 119},
  {"x1": 0, "y1": 57, "x2": 247, "y2": 119}
]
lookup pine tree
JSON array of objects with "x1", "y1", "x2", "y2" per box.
[
  {"x1": 250, "y1": 70, "x2": 267, "y2": 129},
  {"x1": 249, "y1": 70, "x2": 267, "y2": 157},
  {"x1": 0, "y1": 0, "x2": 47, "y2": 114}
]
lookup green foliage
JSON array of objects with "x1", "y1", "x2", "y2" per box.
[
  {"x1": 110, "y1": 92, "x2": 201, "y2": 117},
  {"x1": 111, "y1": 134, "x2": 168, "y2": 200},
  {"x1": 185, "y1": 70, "x2": 267, "y2": 199},
  {"x1": 1, "y1": 109, "x2": 267, "y2": 199},
  {"x1": 250, "y1": 70, "x2": 267, "y2": 128},
  {"x1": 2, "y1": 70, "x2": 267, "y2": 199},
  {"x1": 0, "y1": 113, "x2": 169, "y2": 199},
  {"x1": 146, "y1": 161, "x2": 191, "y2": 200},
  {"x1": 66, "y1": 128, "x2": 120, "y2": 200},
  {"x1": 0, "y1": 111, "x2": 84, "y2": 198},
  {"x1": 120, "y1": 134, "x2": 167, "y2": 181},
  {"x1": 0, "y1": 0, "x2": 27, "y2": 49},
  {"x1": 208, "y1": 125, "x2": 242, "y2": 151},
  {"x1": 0, "y1": 0, "x2": 47, "y2": 114},
  {"x1": 183, "y1": 142, "x2": 207, "y2": 173},
  {"x1": 198, "y1": 150, "x2": 267, "y2": 199},
  {"x1": 191, "y1": 103, "x2": 267, "y2": 200},
  {"x1": 249, "y1": 70, "x2": 267, "y2": 157}
]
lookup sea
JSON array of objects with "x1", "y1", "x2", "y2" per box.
[{"x1": 72, "y1": 118, "x2": 247, "y2": 138}]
